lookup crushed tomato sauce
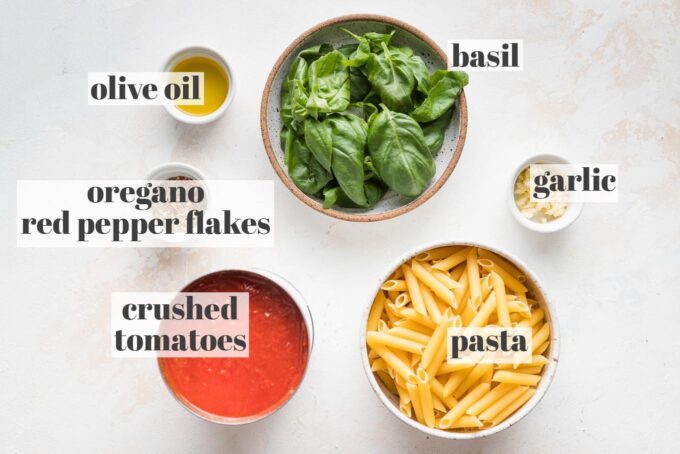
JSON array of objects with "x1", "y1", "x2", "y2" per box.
[{"x1": 159, "y1": 270, "x2": 309, "y2": 419}]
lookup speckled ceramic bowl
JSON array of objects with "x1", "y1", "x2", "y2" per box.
[
  {"x1": 261, "y1": 14, "x2": 468, "y2": 222},
  {"x1": 360, "y1": 241, "x2": 559, "y2": 439}
]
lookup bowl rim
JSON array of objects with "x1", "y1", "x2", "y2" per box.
[
  {"x1": 260, "y1": 14, "x2": 468, "y2": 222},
  {"x1": 359, "y1": 240, "x2": 560, "y2": 439},
  {"x1": 157, "y1": 268, "x2": 314, "y2": 425}
]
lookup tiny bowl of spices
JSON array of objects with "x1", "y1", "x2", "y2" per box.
[
  {"x1": 162, "y1": 46, "x2": 234, "y2": 124},
  {"x1": 145, "y1": 162, "x2": 209, "y2": 243},
  {"x1": 508, "y1": 154, "x2": 583, "y2": 233}
]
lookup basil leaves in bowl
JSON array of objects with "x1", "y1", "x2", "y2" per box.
[{"x1": 261, "y1": 14, "x2": 468, "y2": 222}]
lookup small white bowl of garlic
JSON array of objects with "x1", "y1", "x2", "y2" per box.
[{"x1": 508, "y1": 154, "x2": 584, "y2": 233}]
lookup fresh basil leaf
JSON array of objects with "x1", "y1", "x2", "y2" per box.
[
  {"x1": 325, "y1": 113, "x2": 368, "y2": 206},
  {"x1": 368, "y1": 104, "x2": 434, "y2": 197},
  {"x1": 291, "y1": 79, "x2": 309, "y2": 123},
  {"x1": 286, "y1": 134, "x2": 333, "y2": 195},
  {"x1": 365, "y1": 44, "x2": 416, "y2": 113},
  {"x1": 421, "y1": 106, "x2": 454, "y2": 155},
  {"x1": 306, "y1": 50, "x2": 350, "y2": 118},
  {"x1": 298, "y1": 43, "x2": 333, "y2": 63},
  {"x1": 304, "y1": 118, "x2": 332, "y2": 171},
  {"x1": 321, "y1": 179, "x2": 385, "y2": 209},
  {"x1": 410, "y1": 70, "x2": 467, "y2": 122},
  {"x1": 405, "y1": 55, "x2": 431, "y2": 94}
]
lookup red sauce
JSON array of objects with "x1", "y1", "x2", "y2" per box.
[{"x1": 159, "y1": 270, "x2": 309, "y2": 419}]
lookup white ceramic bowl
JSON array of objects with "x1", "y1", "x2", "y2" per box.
[
  {"x1": 161, "y1": 46, "x2": 235, "y2": 124},
  {"x1": 360, "y1": 241, "x2": 559, "y2": 439},
  {"x1": 159, "y1": 268, "x2": 314, "y2": 425},
  {"x1": 508, "y1": 154, "x2": 584, "y2": 233}
]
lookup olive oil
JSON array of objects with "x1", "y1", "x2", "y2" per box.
[{"x1": 172, "y1": 55, "x2": 228, "y2": 116}]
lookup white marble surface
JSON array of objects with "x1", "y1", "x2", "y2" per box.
[{"x1": 1, "y1": 1, "x2": 679, "y2": 453}]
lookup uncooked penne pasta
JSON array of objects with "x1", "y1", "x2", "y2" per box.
[
  {"x1": 388, "y1": 326, "x2": 431, "y2": 345},
  {"x1": 492, "y1": 370, "x2": 541, "y2": 387},
  {"x1": 466, "y1": 248, "x2": 482, "y2": 308},
  {"x1": 382, "y1": 280, "x2": 407, "y2": 292},
  {"x1": 411, "y1": 260, "x2": 456, "y2": 307},
  {"x1": 366, "y1": 331, "x2": 426, "y2": 355},
  {"x1": 490, "y1": 388, "x2": 536, "y2": 425},
  {"x1": 477, "y1": 259, "x2": 528, "y2": 294},
  {"x1": 417, "y1": 368, "x2": 435, "y2": 428},
  {"x1": 439, "y1": 383, "x2": 490, "y2": 429},
  {"x1": 478, "y1": 386, "x2": 528, "y2": 421},
  {"x1": 491, "y1": 271, "x2": 511, "y2": 327},
  {"x1": 366, "y1": 245, "x2": 551, "y2": 433},
  {"x1": 402, "y1": 264, "x2": 427, "y2": 316},
  {"x1": 432, "y1": 247, "x2": 470, "y2": 272}
]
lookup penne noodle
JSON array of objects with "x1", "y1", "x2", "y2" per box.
[
  {"x1": 466, "y1": 248, "x2": 482, "y2": 308},
  {"x1": 395, "y1": 292, "x2": 411, "y2": 308},
  {"x1": 410, "y1": 353, "x2": 421, "y2": 367},
  {"x1": 477, "y1": 259, "x2": 528, "y2": 293},
  {"x1": 376, "y1": 370, "x2": 398, "y2": 394},
  {"x1": 432, "y1": 393, "x2": 447, "y2": 413},
  {"x1": 397, "y1": 382, "x2": 410, "y2": 405},
  {"x1": 402, "y1": 264, "x2": 428, "y2": 316},
  {"x1": 420, "y1": 286, "x2": 442, "y2": 325},
  {"x1": 480, "y1": 274, "x2": 492, "y2": 300},
  {"x1": 453, "y1": 363, "x2": 493, "y2": 399},
  {"x1": 492, "y1": 370, "x2": 541, "y2": 387},
  {"x1": 400, "y1": 401, "x2": 412, "y2": 418},
  {"x1": 430, "y1": 376, "x2": 458, "y2": 409},
  {"x1": 532, "y1": 323, "x2": 551, "y2": 353},
  {"x1": 439, "y1": 383, "x2": 490, "y2": 429},
  {"x1": 490, "y1": 388, "x2": 536, "y2": 425},
  {"x1": 416, "y1": 368, "x2": 435, "y2": 428},
  {"x1": 518, "y1": 307, "x2": 544, "y2": 328},
  {"x1": 436, "y1": 361, "x2": 475, "y2": 376},
  {"x1": 480, "y1": 366, "x2": 494, "y2": 384},
  {"x1": 407, "y1": 382, "x2": 425, "y2": 425},
  {"x1": 477, "y1": 248, "x2": 525, "y2": 282},
  {"x1": 382, "y1": 280, "x2": 407, "y2": 292},
  {"x1": 393, "y1": 319, "x2": 433, "y2": 335},
  {"x1": 534, "y1": 341, "x2": 550, "y2": 356},
  {"x1": 450, "y1": 263, "x2": 467, "y2": 281},
  {"x1": 411, "y1": 260, "x2": 456, "y2": 307},
  {"x1": 432, "y1": 247, "x2": 470, "y2": 271},
  {"x1": 425, "y1": 341, "x2": 449, "y2": 378},
  {"x1": 401, "y1": 308, "x2": 437, "y2": 329},
  {"x1": 466, "y1": 383, "x2": 515, "y2": 416},
  {"x1": 496, "y1": 355, "x2": 549, "y2": 370},
  {"x1": 370, "y1": 358, "x2": 388, "y2": 372},
  {"x1": 507, "y1": 299, "x2": 531, "y2": 316},
  {"x1": 421, "y1": 309, "x2": 453, "y2": 368},
  {"x1": 366, "y1": 340, "x2": 418, "y2": 384},
  {"x1": 448, "y1": 415, "x2": 483, "y2": 429},
  {"x1": 367, "y1": 291, "x2": 386, "y2": 331},
  {"x1": 453, "y1": 266, "x2": 469, "y2": 303},
  {"x1": 368, "y1": 348, "x2": 379, "y2": 360},
  {"x1": 366, "y1": 331, "x2": 426, "y2": 355},
  {"x1": 491, "y1": 272, "x2": 511, "y2": 327},
  {"x1": 478, "y1": 386, "x2": 528, "y2": 421},
  {"x1": 388, "y1": 326, "x2": 431, "y2": 345},
  {"x1": 443, "y1": 369, "x2": 468, "y2": 397},
  {"x1": 415, "y1": 246, "x2": 462, "y2": 262},
  {"x1": 468, "y1": 293, "x2": 497, "y2": 327},
  {"x1": 387, "y1": 290, "x2": 400, "y2": 304},
  {"x1": 513, "y1": 365, "x2": 543, "y2": 375}
]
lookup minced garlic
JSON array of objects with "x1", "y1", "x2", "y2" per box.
[{"x1": 514, "y1": 166, "x2": 567, "y2": 223}]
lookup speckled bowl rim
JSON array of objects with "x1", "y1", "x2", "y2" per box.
[
  {"x1": 359, "y1": 241, "x2": 560, "y2": 439},
  {"x1": 260, "y1": 14, "x2": 468, "y2": 222}
]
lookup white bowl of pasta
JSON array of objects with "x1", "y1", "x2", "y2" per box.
[{"x1": 360, "y1": 241, "x2": 559, "y2": 439}]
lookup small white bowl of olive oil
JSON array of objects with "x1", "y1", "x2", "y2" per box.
[{"x1": 162, "y1": 46, "x2": 234, "y2": 124}]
